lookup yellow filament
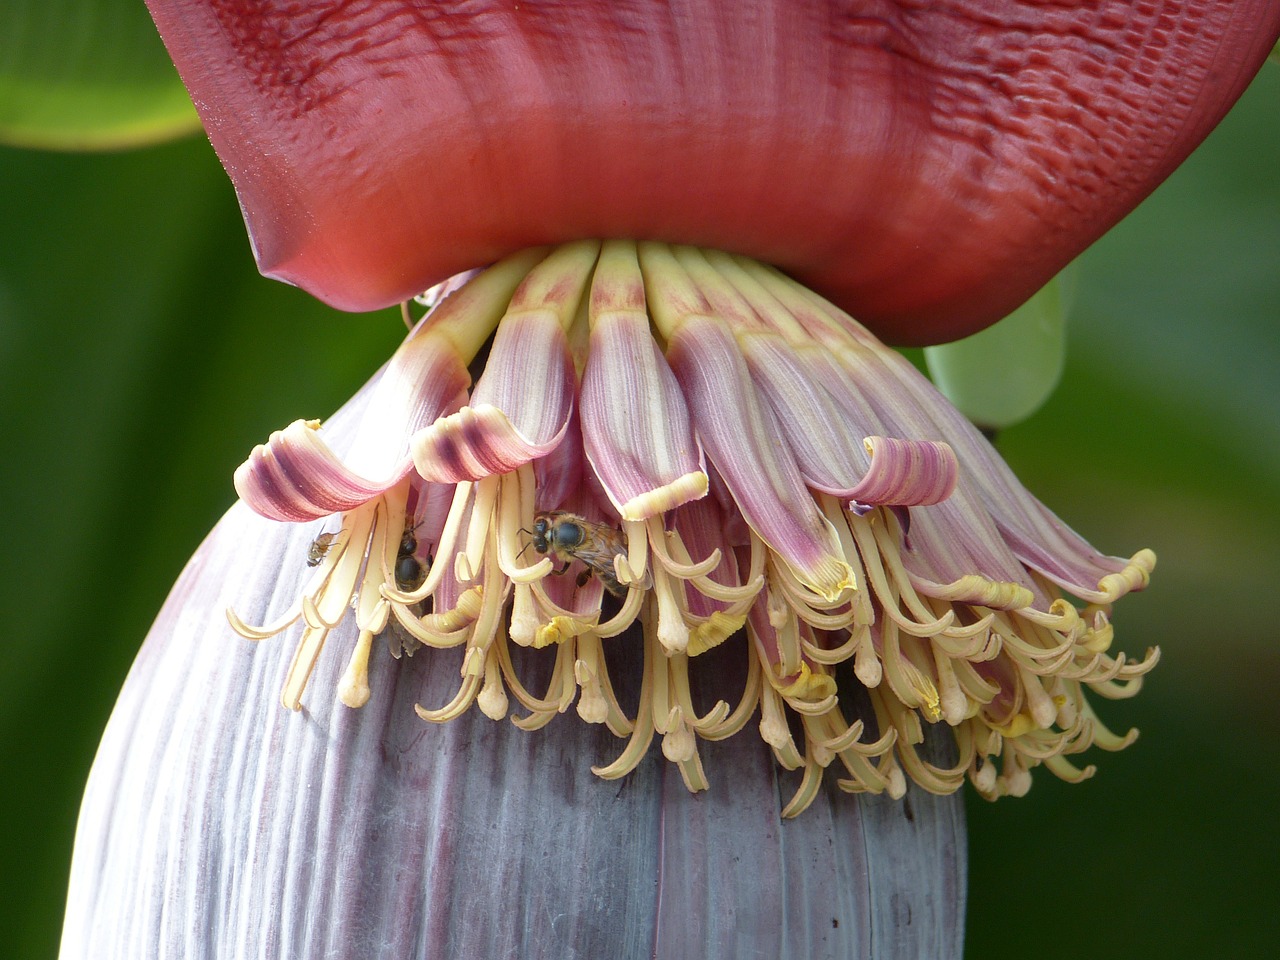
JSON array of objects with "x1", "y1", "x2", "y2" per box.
[
  {"x1": 666, "y1": 655, "x2": 731, "y2": 732},
  {"x1": 459, "y1": 475, "x2": 499, "y2": 582},
  {"x1": 578, "y1": 633, "x2": 634, "y2": 736},
  {"x1": 495, "y1": 469, "x2": 553, "y2": 583},
  {"x1": 594, "y1": 581, "x2": 645, "y2": 638},
  {"x1": 386, "y1": 481, "x2": 472, "y2": 604},
  {"x1": 387, "y1": 602, "x2": 473, "y2": 648},
  {"x1": 508, "y1": 583, "x2": 539, "y2": 646},
  {"x1": 282, "y1": 625, "x2": 329, "y2": 711},
  {"x1": 847, "y1": 510, "x2": 958, "y2": 636},
  {"x1": 646, "y1": 519, "x2": 722, "y2": 579},
  {"x1": 226, "y1": 603, "x2": 300, "y2": 641},
  {"x1": 799, "y1": 626, "x2": 861, "y2": 666},
  {"x1": 592, "y1": 627, "x2": 657, "y2": 780},
  {"x1": 621, "y1": 519, "x2": 650, "y2": 587},
  {"x1": 758, "y1": 684, "x2": 803, "y2": 768},
  {"x1": 496, "y1": 633, "x2": 574, "y2": 717},
  {"x1": 476, "y1": 649, "x2": 509, "y2": 720},
  {"x1": 780, "y1": 760, "x2": 825, "y2": 818},
  {"x1": 696, "y1": 649, "x2": 762, "y2": 741}
]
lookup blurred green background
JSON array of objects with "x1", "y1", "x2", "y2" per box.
[{"x1": 1, "y1": 37, "x2": 1277, "y2": 960}]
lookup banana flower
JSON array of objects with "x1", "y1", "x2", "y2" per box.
[{"x1": 60, "y1": 3, "x2": 1280, "y2": 958}]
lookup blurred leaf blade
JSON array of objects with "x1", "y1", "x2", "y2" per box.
[
  {"x1": 0, "y1": 0, "x2": 201, "y2": 150},
  {"x1": 924, "y1": 266, "x2": 1074, "y2": 430}
]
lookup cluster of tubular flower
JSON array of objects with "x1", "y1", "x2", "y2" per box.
[{"x1": 229, "y1": 239, "x2": 1157, "y2": 816}]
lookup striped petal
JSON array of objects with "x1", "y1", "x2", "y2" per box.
[
  {"x1": 533, "y1": 406, "x2": 587, "y2": 513},
  {"x1": 581, "y1": 241, "x2": 707, "y2": 520},
  {"x1": 408, "y1": 335, "x2": 572, "y2": 483},
  {"x1": 737, "y1": 330, "x2": 872, "y2": 493},
  {"x1": 876, "y1": 347, "x2": 1155, "y2": 602},
  {"x1": 410, "y1": 244, "x2": 595, "y2": 483},
  {"x1": 846, "y1": 437, "x2": 958, "y2": 509},
  {"x1": 233, "y1": 253, "x2": 548, "y2": 521},
  {"x1": 740, "y1": 262, "x2": 1153, "y2": 602},
  {"x1": 642, "y1": 245, "x2": 853, "y2": 601},
  {"x1": 734, "y1": 258, "x2": 1059, "y2": 597},
  {"x1": 738, "y1": 330, "x2": 958, "y2": 506},
  {"x1": 234, "y1": 343, "x2": 469, "y2": 522},
  {"x1": 835, "y1": 310, "x2": 1151, "y2": 603}
]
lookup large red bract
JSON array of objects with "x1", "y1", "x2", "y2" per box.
[{"x1": 148, "y1": 1, "x2": 1279, "y2": 344}]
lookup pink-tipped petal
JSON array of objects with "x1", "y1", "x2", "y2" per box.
[
  {"x1": 886, "y1": 351, "x2": 1154, "y2": 600},
  {"x1": 582, "y1": 242, "x2": 707, "y2": 520},
  {"x1": 411, "y1": 245, "x2": 595, "y2": 484},
  {"x1": 639, "y1": 243, "x2": 852, "y2": 599},
  {"x1": 234, "y1": 337, "x2": 470, "y2": 521},
  {"x1": 233, "y1": 419, "x2": 393, "y2": 523},
  {"x1": 230, "y1": 257, "x2": 560, "y2": 522},
  {"x1": 685, "y1": 250, "x2": 956, "y2": 509},
  {"x1": 736, "y1": 330, "x2": 876, "y2": 498},
  {"x1": 410, "y1": 404, "x2": 570, "y2": 484},
  {"x1": 733, "y1": 267, "x2": 1117, "y2": 606},
  {"x1": 737, "y1": 329, "x2": 955, "y2": 508},
  {"x1": 807, "y1": 343, "x2": 1042, "y2": 601},
  {"x1": 412, "y1": 311, "x2": 575, "y2": 483},
  {"x1": 666, "y1": 313, "x2": 852, "y2": 601},
  {"x1": 846, "y1": 437, "x2": 958, "y2": 510}
]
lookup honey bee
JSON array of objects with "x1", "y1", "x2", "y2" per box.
[
  {"x1": 384, "y1": 514, "x2": 430, "y2": 591},
  {"x1": 394, "y1": 525, "x2": 427, "y2": 591},
  {"x1": 306, "y1": 532, "x2": 337, "y2": 567},
  {"x1": 529, "y1": 511, "x2": 639, "y2": 597},
  {"x1": 383, "y1": 521, "x2": 428, "y2": 658}
]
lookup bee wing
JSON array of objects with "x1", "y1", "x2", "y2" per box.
[{"x1": 569, "y1": 524, "x2": 635, "y2": 595}]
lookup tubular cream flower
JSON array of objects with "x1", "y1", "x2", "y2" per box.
[{"x1": 230, "y1": 240, "x2": 1157, "y2": 811}]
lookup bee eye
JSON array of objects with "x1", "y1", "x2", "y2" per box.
[{"x1": 534, "y1": 518, "x2": 548, "y2": 535}]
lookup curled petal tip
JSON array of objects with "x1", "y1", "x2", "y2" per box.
[
  {"x1": 411, "y1": 404, "x2": 570, "y2": 484},
  {"x1": 849, "y1": 437, "x2": 959, "y2": 509},
  {"x1": 233, "y1": 418, "x2": 411, "y2": 522},
  {"x1": 1095, "y1": 549, "x2": 1157, "y2": 601}
]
